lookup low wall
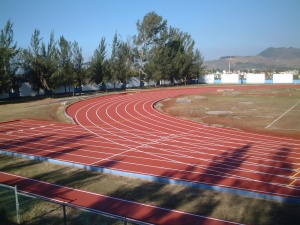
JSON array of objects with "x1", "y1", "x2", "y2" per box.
[
  {"x1": 273, "y1": 74, "x2": 293, "y2": 83},
  {"x1": 1, "y1": 76, "x2": 300, "y2": 99},
  {"x1": 246, "y1": 74, "x2": 265, "y2": 84},
  {"x1": 198, "y1": 74, "x2": 215, "y2": 84},
  {"x1": 221, "y1": 74, "x2": 239, "y2": 84}
]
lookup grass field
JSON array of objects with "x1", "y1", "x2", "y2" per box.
[{"x1": 1, "y1": 86, "x2": 300, "y2": 225}]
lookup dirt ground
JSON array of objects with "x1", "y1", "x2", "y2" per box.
[{"x1": 160, "y1": 88, "x2": 300, "y2": 139}]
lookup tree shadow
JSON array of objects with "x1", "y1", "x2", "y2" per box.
[
  {"x1": 76, "y1": 144, "x2": 250, "y2": 224},
  {"x1": 2, "y1": 129, "x2": 300, "y2": 224},
  {"x1": 85, "y1": 142, "x2": 300, "y2": 225},
  {"x1": 0, "y1": 155, "x2": 43, "y2": 171},
  {"x1": 0, "y1": 132, "x2": 95, "y2": 162}
]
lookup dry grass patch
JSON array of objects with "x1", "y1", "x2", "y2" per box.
[
  {"x1": 0, "y1": 98, "x2": 72, "y2": 123},
  {"x1": 161, "y1": 88, "x2": 300, "y2": 138}
]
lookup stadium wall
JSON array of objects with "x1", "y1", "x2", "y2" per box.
[
  {"x1": 198, "y1": 74, "x2": 215, "y2": 84},
  {"x1": 273, "y1": 74, "x2": 293, "y2": 83},
  {"x1": 221, "y1": 74, "x2": 239, "y2": 84},
  {"x1": 1, "y1": 75, "x2": 300, "y2": 99},
  {"x1": 246, "y1": 74, "x2": 265, "y2": 84}
]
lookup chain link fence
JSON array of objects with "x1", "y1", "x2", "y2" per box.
[{"x1": 0, "y1": 183, "x2": 152, "y2": 225}]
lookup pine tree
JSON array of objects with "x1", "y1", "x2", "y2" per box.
[
  {"x1": 89, "y1": 37, "x2": 108, "y2": 87},
  {"x1": 0, "y1": 20, "x2": 20, "y2": 94},
  {"x1": 72, "y1": 41, "x2": 86, "y2": 91},
  {"x1": 22, "y1": 30, "x2": 59, "y2": 95}
]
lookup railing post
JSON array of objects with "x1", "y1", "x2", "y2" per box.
[
  {"x1": 14, "y1": 185, "x2": 20, "y2": 224},
  {"x1": 63, "y1": 204, "x2": 67, "y2": 225}
]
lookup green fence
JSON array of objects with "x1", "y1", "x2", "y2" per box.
[{"x1": 0, "y1": 183, "x2": 152, "y2": 225}]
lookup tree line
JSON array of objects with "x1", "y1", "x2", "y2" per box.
[{"x1": 0, "y1": 11, "x2": 205, "y2": 96}]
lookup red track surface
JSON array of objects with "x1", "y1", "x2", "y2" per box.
[
  {"x1": 1, "y1": 85, "x2": 300, "y2": 224},
  {"x1": 0, "y1": 172, "x2": 240, "y2": 225}
]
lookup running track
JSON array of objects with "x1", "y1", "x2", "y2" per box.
[
  {"x1": 1, "y1": 85, "x2": 300, "y2": 223},
  {"x1": 0, "y1": 171, "x2": 240, "y2": 225}
]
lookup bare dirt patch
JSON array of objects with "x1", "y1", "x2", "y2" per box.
[{"x1": 160, "y1": 88, "x2": 300, "y2": 139}]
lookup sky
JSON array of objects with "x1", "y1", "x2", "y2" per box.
[{"x1": 1, "y1": 0, "x2": 300, "y2": 61}]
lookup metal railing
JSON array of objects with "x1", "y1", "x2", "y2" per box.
[{"x1": 0, "y1": 183, "x2": 153, "y2": 225}]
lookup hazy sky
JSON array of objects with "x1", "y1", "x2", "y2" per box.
[{"x1": 1, "y1": 0, "x2": 300, "y2": 61}]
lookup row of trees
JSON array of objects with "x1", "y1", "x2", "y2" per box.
[{"x1": 0, "y1": 12, "x2": 205, "y2": 95}]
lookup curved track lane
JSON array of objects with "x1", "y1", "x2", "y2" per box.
[{"x1": 66, "y1": 86, "x2": 300, "y2": 201}]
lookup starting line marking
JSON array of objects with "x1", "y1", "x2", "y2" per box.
[
  {"x1": 291, "y1": 172, "x2": 299, "y2": 178},
  {"x1": 288, "y1": 180, "x2": 297, "y2": 187},
  {"x1": 288, "y1": 165, "x2": 300, "y2": 187}
]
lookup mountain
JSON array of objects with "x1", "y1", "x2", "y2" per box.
[
  {"x1": 204, "y1": 47, "x2": 300, "y2": 71},
  {"x1": 258, "y1": 47, "x2": 300, "y2": 60}
]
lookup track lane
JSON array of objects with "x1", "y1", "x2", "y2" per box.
[
  {"x1": 65, "y1": 86, "x2": 300, "y2": 200},
  {"x1": 0, "y1": 172, "x2": 241, "y2": 225}
]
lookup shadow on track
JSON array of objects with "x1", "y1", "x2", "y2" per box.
[
  {"x1": 1, "y1": 139, "x2": 300, "y2": 224},
  {"x1": 85, "y1": 143, "x2": 300, "y2": 225}
]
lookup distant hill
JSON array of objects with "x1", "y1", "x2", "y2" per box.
[
  {"x1": 204, "y1": 47, "x2": 300, "y2": 71},
  {"x1": 258, "y1": 47, "x2": 300, "y2": 60}
]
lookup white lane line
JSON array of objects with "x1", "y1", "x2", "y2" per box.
[
  {"x1": 2, "y1": 88, "x2": 290, "y2": 193},
  {"x1": 98, "y1": 98, "x2": 300, "y2": 171},
  {"x1": 3, "y1": 128, "x2": 299, "y2": 174},
  {"x1": 266, "y1": 99, "x2": 300, "y2": 129},
  {"x1": 74, "y1": 91, "x2": 299, "y2": 167},
  {"x1": 75, "y1": 96, "x2": 297, "y2": 187},
  {"x1": 2, "y1": 133, "x2": 298, "y2": 179},
  {"x1": 1, "y1": 88, "x2": 298, "y2": 195},
  {"x1": 3, "y1": 140, "x2": 298, "y2": 192},
  {"x1": 0, "y1": 171, "x2": 247, "y2": 225}
]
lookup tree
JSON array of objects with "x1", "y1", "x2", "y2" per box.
[
  {"x1": 191, "y1": 49, "x2": 205, "y2": 82},
  {"x1": 134, "y1": 12, "x2": 167, "y2": 74},
  {"x1": 109, "y1": 32, "x2": 120, "y2": 89},
  {"x1": 89, "y1": 37, "x2": 108, "y2": 87},
  {"x1": 145, "y1": 41, "x2": 169, "y2": 85},
  {"x1": 22, "y1": 30, "x2": 59, "y2": 95},
  {"x1": 0, "y1": 20, "x2": 20, "y2": 95},
  {"x1": 22, "y1": 29, "x2": 43, "y2": 93},
  {"x1": 144, "y1": 25, "x2": 205, "y2": 85},
  {"x1": 108, "y1": 33, "x2": 135, "y2": 90},
  {"x1": 72, "y1": 41, "x2": 86, "y2": 91},
  {"x1": 40, "y1": 31, "x2": 60, "y2": 94},
  {"x1": 116, "y1": 38, "x2": 134, "y2": 88},
  {"x1": 57, "y1": 36, "x2": 73, "y2": 93}
]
